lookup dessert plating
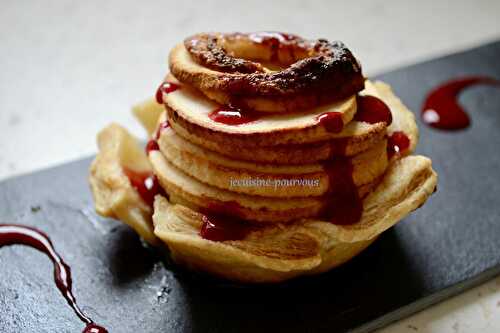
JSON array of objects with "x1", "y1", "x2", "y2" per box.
[{"x1": 89, "y1": 31, "x2": 437, "y2": 283}]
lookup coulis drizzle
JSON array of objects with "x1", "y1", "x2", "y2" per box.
[
  {"x1": 355, "y1": 95, "x2": 393, "y2": 125},
  {"x1": 387, "y1": 131, "x2": 410, "y2": 159},
  {"x1": 317, "y1": 112, "x2": 344, "y2": 133},
  {"x1": 318, "y1": 94, "x2": 392, "y2": 133},
  {"x1": 123, "y1": 168, "x2": 164, "y2": 207},
  {"x1": 154, "y1": 120, "x2": 171, "y2": 140},
  {"x1": 421, "y1": 76, "x2": 500, "y2": 130},
  {"x1": 208, "y1": 106, "x2": 260, "y2": 125},
  {"x1": 321, "y1": 157, "x2": 362, "y2": 225},
  {"x1": 155, "y1": 81, "x2": 180, "y2": 104},
  {"x1": 200, "y1": 214, "x2": 251, "y2": 242},
  {"x1": 199, "y1": 202, "x2": 251, "y2": 241},
  {"x1": 0, "y1": 224, "x2": 107, "y2": 333},
  {"x1": 146, "y1": 120, "x2": 170, "y2": 155},
  {"x1": 156, "y1": 82, "x2": 399, "y2": 231},
  {"x1": 145, "y1": 140, "x2": 160, "y2": 154}
]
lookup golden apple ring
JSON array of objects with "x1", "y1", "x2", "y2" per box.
[{"x1": 169, "y1": 32, "x2": 365, "y2": 112}]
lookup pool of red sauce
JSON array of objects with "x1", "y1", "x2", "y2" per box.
[
  {"x1": 123, "y1": 168, "x2": 164, "y2": 207},
  {"x1": 387, "y1": 131, "x2": 410, "y2": 159},
  {"x1": 0, "y1": 224, "x2": 108, "y2": 333},
  {"x1": 200, "y1": 213, "x2": 251, "y2": 242},
  {"x1": 317, "y1": 112, "x2": 344, "y2": 133},
  {"x1": 355, "y1": 95, "x2": 393, "y2": 125},
  {"x1": 199, "y1": 202, "x2": 251, "y2": 242},
  {"x1": 208, "y1": 106, "x2": 261, "y2": 126},
  {"x1": 421, "y1": 76, "x2": 500, "y2": 130}
]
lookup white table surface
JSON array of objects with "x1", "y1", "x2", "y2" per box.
[{"x1": 1, "y1": 0, "x2": 499, "y2": 331}]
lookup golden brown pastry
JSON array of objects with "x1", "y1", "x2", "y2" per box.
[{"x1": 89, "y1": 31, "x2": 437, "y2": 283}]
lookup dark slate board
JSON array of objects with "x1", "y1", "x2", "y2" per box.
[{"x1": 1, "y1": 41, "x2": 500, "y2": 333}]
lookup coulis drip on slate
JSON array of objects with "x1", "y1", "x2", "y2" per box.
[
  {"x1": 421, "y1": 76, "x2": 500, "y2": 130},
  {"x1": 0, "y1": 224, "x2": 108, "y2": 333}
]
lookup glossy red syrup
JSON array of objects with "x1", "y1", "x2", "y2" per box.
[
  {"x1": 0, "y1": 224, "x2": 108, "y2": 333},
  {"x1": 317, "y1": 112, "x2": 344, "y2": 133},
  {"x1": 145, "y1": 140, "x2": 159, "y2": 154},
  {"x1": 421, "y1": 76, "x2": 500, "y2": 130},
  {"x1": 200, "y1": 214, "x2": 251, "y2": 242},
  {"x1": 154, "y1": 120, "x2": 171, "y2": 140},
  {"x1": 328, "y1": 137, "x2": 349, "y2": 157},
  {"x1": 145, "y1": 120, "x2": 171, "y2": 154},
  {"x1": 209, "y1": 106, "x2": 259, "y2": 125},
  {"x1": 322, "y1": 157, "x2": 362, "y2": 225},
  {"x1": 387, "y1": 131, "x2": 410, "y2": 159},
  {"x1": 199, "y1": 202, "x2": 251, "y2": 241},
  {"x1": 355, "y1": 95, "x2": 393, "y2": 125},
  {"x1": 123, "y1": 168, "x2": 163, "y2": 207},
  {"x1": 155, "y1": 82, "x2": 180, "y2": 104}
]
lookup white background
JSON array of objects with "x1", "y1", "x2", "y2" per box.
[{"x1": 1, "y1": 1, "x2": 499, "y2": 332}]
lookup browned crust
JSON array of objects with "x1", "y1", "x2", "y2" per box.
[
  {"x1": 179, "y1": 32, "x2": 364, "y2": 97},
  {"x1": 184, "y1": 33, "x2": 268, "y2": 74}
]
